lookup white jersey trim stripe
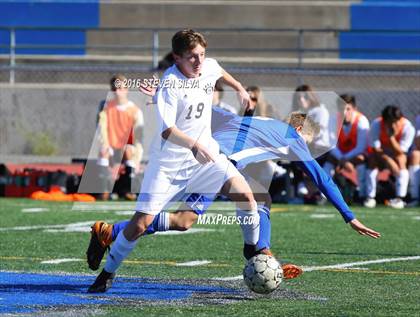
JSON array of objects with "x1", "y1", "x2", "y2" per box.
[{"x1": 228, "y1": 146, "x2": 290, "y2": 162}]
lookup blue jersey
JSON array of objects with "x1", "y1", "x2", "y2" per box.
[{"x1": 211, "y1": 107, "x2": 355, "y2": 223}]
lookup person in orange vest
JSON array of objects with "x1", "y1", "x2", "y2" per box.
[
  {"x1": 97, "y1": 74, "x2": 144, "y2": 200},
  {"x1": 408, "y1": 114, "x2": 420, "y2": 206},
  {"x1": 323, "y1": 94, "x2": 370, "y2": 202},
  {"x1": 364, "y1": 105, "x2": 415, "y2": 209}
]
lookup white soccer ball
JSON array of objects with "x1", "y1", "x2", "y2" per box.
[{"x1": 243, "y1": 254, "x2": 283, "y2": 294}]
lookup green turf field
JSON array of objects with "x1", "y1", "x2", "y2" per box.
[{"x1": 1, "y1": 198, "x2": 419, "y2": 316}]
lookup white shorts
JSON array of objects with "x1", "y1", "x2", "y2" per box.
[{"x1": 135, "y1": 153, "x2": 242, "y2": 215}]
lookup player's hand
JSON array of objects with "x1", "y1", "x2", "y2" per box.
[
  {"x1": 139, "y1": 74, "x2": 158, "y2": 98},
  {"x1": 191, "y1": 143, "x2": 215, "y2": 164},
  {"x1": 349, "y1": 219, "x2": 381, "y2": 239},
  {"x1": 237, "y1": 88, "x2": 251, "y2": 112},
  {"x1": 390, "y1": 122, "x2": 400, "y2": 137}
]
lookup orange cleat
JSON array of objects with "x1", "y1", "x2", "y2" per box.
[
  {"x1": 86, "y1": 221, "x2": 113, "y2": 270},
  {"x1": 281, "y1": 263, "x2": 303, "y2": 280}
]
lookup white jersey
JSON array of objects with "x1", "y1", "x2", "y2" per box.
[
  {"x1": 150, "y1": 58, "x2": 223, "y2": 178},
  {"x1": 308, "y1": 103, "x2": 331, "y2": 149}
]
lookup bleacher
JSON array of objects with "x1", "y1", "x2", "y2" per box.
[
  {"x1": 340, "y1": 0, "x2": 420, "y2": 60},
  {"x1": 0, "y1": 0, "x2": 418, "y2": 62}
]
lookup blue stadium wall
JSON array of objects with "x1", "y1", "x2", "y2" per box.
[
  {"x1": 340, "y1": 0, "x2": 420, "y2": 60},
  {"x1": 0, "y1": 1, "x2": 99, "y2": 54},
  {"x1": 0, "y1": 0, "x2": 418, "y2": 61}
]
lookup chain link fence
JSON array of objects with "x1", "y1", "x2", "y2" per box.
[{"x1": 0, "y1": 65, "x2": 419, "y2": 160}]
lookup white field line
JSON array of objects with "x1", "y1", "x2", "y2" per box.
[
  {"x1": 302, "y1": 256, "x2": 420, "y2": 272},
  {"x1": 71, "y1": 202, "x2": 238, "y2": 212},
  {"x1": 0, "y1": 222, "x2": 218, "y2": 235},
  {"x1": 41, "y1": 258, "x2": 83, "y2": 264},
  {"x1": 213, "y1": 256, "x2": 420, "y2": 281},
  {"x1": 0, "y1": 221, "x2": 97, "y2": 232},
  {"x1": 24, "y1": 257, "x2": 211, "y2": 266},
  {"x1": 21, "y1": 208, "x2": 50, "y2": 213},
  {"x1": 175, "y1": 260, "x2": 212, "y2": 267},
  {"x1": 114, "y1": 211, "x2": 136, "y2": 215},
  {"x1": 310, "y1": 214, "x2": 336, "y2": 219},
  {"x1": 156, "y1": 228, "x2": 218, "y2": 235}
]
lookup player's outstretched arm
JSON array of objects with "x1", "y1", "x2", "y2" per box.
[
  {"x1": 220, "y1": 69, "x2": 250, "y2": 111},
  {"x1": 349, "y1": 219, "x2": 381, "y2": 239}
]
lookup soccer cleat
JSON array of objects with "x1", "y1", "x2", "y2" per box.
[
  {"x1": 87, "y1": 269, "x2": 115, "y2": 293},
  {"x1": 363, "y1": 197, "x2": 376, "y2": 208},
  {"x1": 386, "y1": 198, "x2": 405, "y2": 209},
  {"x1": 86, "y1": 221, "x2": 113, "y2": 271},
  {"x1": 243, "y1": 243, "x2": 258, "y2": 260},
  {"x1": 281, "y1": 263, "x2": 303, "y2": 280}
]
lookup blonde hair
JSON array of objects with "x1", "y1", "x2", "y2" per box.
[{"x1": 287, "y1": 112, "x2": 320, "y2": 139}]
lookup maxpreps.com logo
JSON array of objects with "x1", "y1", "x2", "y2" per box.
[{"x1": 203, "y1": 83, "x2": 214, "y2": 95}]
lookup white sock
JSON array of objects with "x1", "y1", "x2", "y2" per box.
[
  {"x1": 236, "y1": 203, "x2": 260, "y2": 245},
  {"x1": 396, "y1": 169, "x2": 409, "y2": 198},
  {"x1": 323, "y1": 162, "x2": 335, "y2": 177},
  {"x1": 104, "y1": 231, "x2": 138, "y2": 273},
  {"x1": 158, "y1": 212, "x2": 170, "y2": 231},
  {"x1": 97, "y1": 158, "x2": 109, "y2": 167},
  {"x1": 409, "y1": 165, "x2": 420, "y2": 200},
  {"x1": 125, "y1": 160, "x2": 136, "y2": 168},
  {"x1": 356, "y1": 164, "x2": 367, "y2": 198},
  {"x1": 366, "y1": 169, "x2": 378, "y2": 198}
]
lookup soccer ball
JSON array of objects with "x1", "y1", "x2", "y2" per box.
[{"x1": 243, "y1": 254, "x2": 283, "y2": 294}]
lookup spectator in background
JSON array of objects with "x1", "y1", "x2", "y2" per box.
[
  {"x1": 244, "y1": 86, "x2": 277, "y2": 118},
  {"x1": 97, "y1": 74, "x2": 144, "y2": 200},
  {"x1": 408, "y1": 114, "x2": 420, "y2": 206},
  {"x1": 364, "y1": 105, "x2": 415, "y2": 209},
  {"x1": 212, "y1": 79, "x2": 238, "y2": 114},
  {"x1": 291, "y1": 85, "x2": 330, "y2": 198},
  {"x1": 323, "y1": 94, "x2": 370, "y2": 202},
  {"x1": 292, "y1": 85, "x2": 331, "y2": 154}
]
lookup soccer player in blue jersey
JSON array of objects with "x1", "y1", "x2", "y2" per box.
[{"x1": 87, "y1": 107, "x2": 381, "y2": 286}]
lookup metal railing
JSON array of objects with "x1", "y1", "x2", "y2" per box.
[{"x1": 1, "y1": 26, "x2": 420, "y2": 84}]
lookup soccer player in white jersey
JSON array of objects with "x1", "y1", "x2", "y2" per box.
[
  {"x1": 364, "y1": 105, "x2": 415, "y2": 209},
  {"x1": 88, "y1": 29, "x2": 261, "y2": 293},
  {"x1": 86, "y1": 109, "x2": 380, "y2": 280}
]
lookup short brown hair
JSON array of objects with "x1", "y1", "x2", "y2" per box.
[
  {"x1": 110, "y1": 74, "x2": 126, "y2": 91},
  {"x1": 382, "y1": 105, "x2": 403, "y2": 123},
  {"x1": 339, "y1": 94, "x2": 356, "y2": 107},
  {"x1": 287, "y1": 112, "x2": 320, "y2": 139},
  {"x1": 172, "y1": 29, "x2": 207, "y2": 56}
]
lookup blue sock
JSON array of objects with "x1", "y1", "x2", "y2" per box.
[
  {"x1": 256, "y1": 206, "x2": 271, "y2": 251},
  {"x1": 111, "y1": 220, "x2": 130, "y2": 241},
  {"x1": 111, "y1": 212, "x2": 170, "y2": 241}
]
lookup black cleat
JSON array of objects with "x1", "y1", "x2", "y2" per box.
[
  {"x1": 88, "y1": 269, "x2": 115, "y2": 293},
  {"x1": 243, "y1": 243, "x2": 273, "y2": 260},
  {"x1": 86, "y1": 221, "x2": 112, "y2": 271},
  {"x1": 243, "y1": 243, "x2": 258, "y2": 260}
]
